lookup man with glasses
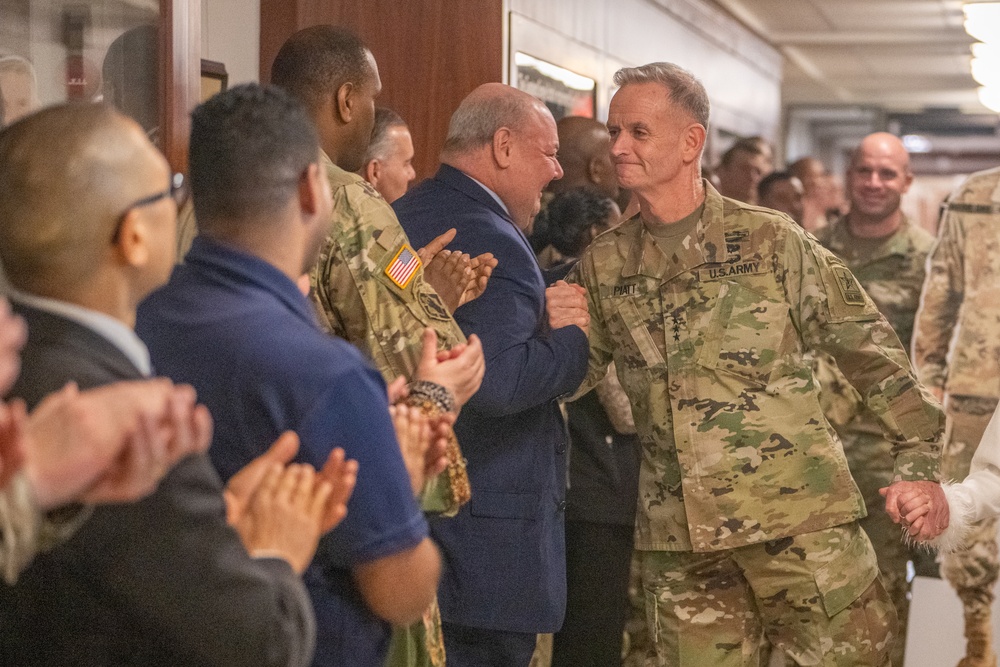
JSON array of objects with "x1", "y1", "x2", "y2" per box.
[{"x1": 0, "y1": 102, "x2": 349, "y2": 666}]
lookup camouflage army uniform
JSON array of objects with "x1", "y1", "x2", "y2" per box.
[
  {"x1": 309, "y1": 153, "x2": 468, "y2": 667},
  {"x1": 913, "y1": 167, "x2": 1000, "y2": 667},
  {"x1": 817, "y1": 215, "x2": 935, "y2": 667},
  {"x1": 570, "y1": 183, "x2": 943, "y2": 667}
]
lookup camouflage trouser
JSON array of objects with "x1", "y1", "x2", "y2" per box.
[
  {"x1": 941, "y1": 396, "x2": 1000, "y2": 625},
  {"x1": 623, "y1": 552, "x2": 653, "y2": 667},
  {"x1": 640, "y1": 523, "x2": 897, "y2": 667},
  {"x1": 842, "y1": 429, "x2": 914, "y2": 667}
]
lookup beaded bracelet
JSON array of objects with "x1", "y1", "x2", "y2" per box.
[{"x1": 407, "y1": 380, "x2": 456, "y2": 415}]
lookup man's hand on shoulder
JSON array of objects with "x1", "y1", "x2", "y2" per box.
[{"x1": 546, "y1": 280, "x2": 590, "y2": 336}]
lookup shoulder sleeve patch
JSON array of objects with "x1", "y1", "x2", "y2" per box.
[
  {"x1": 831, "y1": 266, "x2": 866, "y2": 305},
  {"x1": 384, "y1": 244, "x2": 422, "y2": 289},
  {"x1": 818, "y1": 257, "x2": 880, "y2": 323}
]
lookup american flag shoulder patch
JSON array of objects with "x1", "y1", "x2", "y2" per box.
[{"x1": 385, "y1": 244, "x2": 421, "y2": 289}]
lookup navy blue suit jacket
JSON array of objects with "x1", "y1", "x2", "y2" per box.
[{"x1": 394, "y1": 164, "x2": 589, "y2": 633}]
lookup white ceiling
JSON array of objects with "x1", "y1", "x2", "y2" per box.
[{"x1": 712, "y1": 0, "x2": 984, "y2": 113}]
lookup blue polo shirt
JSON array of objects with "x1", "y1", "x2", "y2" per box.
[{"x1": 136, "y1": 236, "x2": 427, "y2": 667}]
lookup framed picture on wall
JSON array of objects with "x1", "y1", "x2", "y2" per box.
[
  {"x1": 514, "y1": 52, "x2": 595, "y2": 120},
  {"x1": 200, "y1": 59, "x2": 227, "y2": 102}
]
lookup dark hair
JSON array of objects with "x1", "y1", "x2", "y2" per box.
[
  {"x1": 719, "y1": 136, "x2": 767, "y2": 168},
  {"x1": 270, "y1": 25, "x2": 373, "y2": 113},
  {"x1": 757, "y1": 170, "x2": 795, "y2": 201},
  {"x1": 363, "y1": 106, "x2": 407, "y2": 163},
  {"x1": 531, "y1": 187, "x2": 617, "y2": 257},
  {"x1": 189, "y1": 83, "x2": 319, "y2": 226}
]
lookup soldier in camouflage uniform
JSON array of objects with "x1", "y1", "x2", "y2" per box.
[
  {"x1": 570, "y1": 62, "x2": 948, "y2": 667},
  {"x1": 271, "y1": 26, "x2": 492, "y2": 667},
  {"x1": 913, "y1": 166, "x2": 1000, "y2": 667},
  {"x1": 815, "y1": 132, "x2": 935, "y2": 667}
]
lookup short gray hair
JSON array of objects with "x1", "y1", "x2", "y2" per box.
[
  {"x1": 364, "y1": 107, "x2": 407, "y2": 163},
  {"x1": 613, "y1": 62, "x2": 710, "y2": 129},
  {"x1": 442, "y1": 93, "x2": 535, "y2": 154}
]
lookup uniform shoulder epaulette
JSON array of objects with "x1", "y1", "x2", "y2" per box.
[{"x1": 944, "y1": 202, "x2": 1000, "y2": 215}]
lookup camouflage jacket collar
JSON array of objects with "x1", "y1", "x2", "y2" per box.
[
  {"x1": 321, "y1": 150, "x2": 379, "y2": 194},
  {"x1": 622, "y1": 181, "x2": 726, "y2": 282},
  {"x1": 823, "y1": 214, "x2": 919, "y2": 262}
]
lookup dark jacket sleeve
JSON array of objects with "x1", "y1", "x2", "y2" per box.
[
  {"x1": 80, "y1": 455, "x2": 316, "y2": 667},
  {"x1": 455, "y1": 231, "x2": 589, "y2": 417}
]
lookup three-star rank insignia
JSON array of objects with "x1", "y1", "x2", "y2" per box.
[{"x1": 385, "y1": 245, "x2": 421, "y2": 289}]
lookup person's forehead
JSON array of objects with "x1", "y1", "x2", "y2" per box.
[
  {"x1": 852, "y1": 147, "x2": 906, "y2": 172},
  {"x1": 388, "y1": 125, "x2": 414, "y2": 154},
  {"x1": 524, "y1": 106, "x2": 558, "y2": 146}
]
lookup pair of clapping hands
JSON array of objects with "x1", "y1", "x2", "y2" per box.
[
  {"x1": 418, "y1": 228, "x2": 497, "y2": 314},
  {"x1": 388, "y1": 328, "x2": 486, "y2": 496},
  {"x1": 0, "y1": 299, "x2": 358, "y2": 574}
]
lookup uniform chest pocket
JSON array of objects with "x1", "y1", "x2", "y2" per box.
[
  {"x1": 698, "y1": 281, "x2": 790, "y2": 387},
  {"x1": 613, "y1": 298, "x2": 666, "y2": 369}
]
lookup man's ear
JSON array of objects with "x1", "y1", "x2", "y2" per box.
[
  {"x1": 588, "y1": 156, "x2": 606, "y2": 185},
  {"x1": 334, "y1": 82, "x2": 355, "y2": 124},
  {"x1": 364, "y1": 159, "x2": 381, "y2": 186},
  {"x1": 681, "y1": 123, "x2": 707, "y2": 164},
  {"x1": 492, "y1": 127, "x2": 514, "y2": 169},
  {"x1": 299, "y1": 163, "x2": 324, "y2": 216},
  {"x1": 113, "y1": 210, "x2": 151, "y2": 268}
]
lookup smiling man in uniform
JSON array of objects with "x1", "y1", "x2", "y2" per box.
[{"x1": 570, "y1": 62, "x2": 948, "y2": 667}]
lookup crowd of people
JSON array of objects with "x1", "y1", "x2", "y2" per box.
[{"x1": 3, "y1": 20, "x2": 1000, "y2": 667}]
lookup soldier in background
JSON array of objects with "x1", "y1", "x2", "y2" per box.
[
  {"x1": 359, "y1": 107, "x2": 417, "y2": 205},
  {"x1": 271, "y1": 26, "x2": 491, "y2": 667},
  {"x1": 548, "y1": 116, "x2": 623, "y2": 205},
  {"x1": 714, "y1": 136, "x2": 773, "y2": 205},
  {"x1": 817, "y1": 132, "x2": 934, "y2": 667},
  {"x1": 913, "y1": 166, "x2": 1000, "y2": 667},
  {"x1": 789, "y1": 156, "x2": 832, "y2": 234},
  {"x1": 757, "y1": 171, "x2": 805, "y2": 225},
  {"x1": 572, "y1": 61, "x2": 948, "y2": 667}
]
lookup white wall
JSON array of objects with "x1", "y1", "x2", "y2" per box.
[
  {"x1": 201, "y1": 0, "x2": 259, "y2": 86},
  {"x1": 506, "y1": 0, "x2": 783, "y2": 157}
]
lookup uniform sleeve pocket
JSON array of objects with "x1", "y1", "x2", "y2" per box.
[
  {"x1": 614, "y1": 298, "x2": 665, "y2": 368},
  {"x1": 698, "y1": 281, "x2": 791, "y2": 387},
  {"x1": 813, "y1": 529, "x2": 880, "y2": 618},
  {"x1": 468, "y1": 491, "x2": 540, "y2": 520}
]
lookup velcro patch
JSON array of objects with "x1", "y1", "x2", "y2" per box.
[
  {"x1": 600, "y1": 282, "x2": 648, "y2": 298},
  {"x1": 831, "y1": 266, "x2": 866, "y2": 305},
  {"x1": 699, "y1": 261, "x2": 767, "y2": 280},
  {"x1": 385, "y1": 245, "x2": 421, "y2": 289}
]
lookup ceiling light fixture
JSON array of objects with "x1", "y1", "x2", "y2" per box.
[
  {"x1": 965, "y1": 2, "x2": 1000, "y2": 43},
  {"x1": 978, "y1": 85, "x2": 1000, "y2": 112}
]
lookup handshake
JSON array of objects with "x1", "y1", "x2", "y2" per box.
[{"x1": 546, "y1": 280, "x2": 589, "y2": 335}]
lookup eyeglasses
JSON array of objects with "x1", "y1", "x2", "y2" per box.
[{"x1": 111, "y1": 173, "x2": 188, "y2": 243}]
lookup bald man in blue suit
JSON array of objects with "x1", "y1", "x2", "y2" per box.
[{"x1": 394, "y1": 84, "x2": 591, "y2": 667}]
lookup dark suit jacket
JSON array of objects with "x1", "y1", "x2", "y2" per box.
[
  {"x1": 394, "y1": 165, "x2": 590, "y2": 633},
  {"x1": 0, "y1": 303, "x2": 315, "y2": 667}
]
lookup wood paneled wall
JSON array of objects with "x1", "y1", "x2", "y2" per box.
[{"x1": 259, "y1": 0, "x2": 504, "y2": 180}]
